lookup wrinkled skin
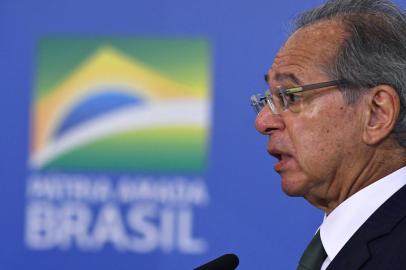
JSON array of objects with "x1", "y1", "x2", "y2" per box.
[{"x1": 255, "y1": 21, "x2": 380, "y2": 213}]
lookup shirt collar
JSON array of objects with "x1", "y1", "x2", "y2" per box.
[{"x1": 319, "y1": 166, "x2": 406, "y2": 262}]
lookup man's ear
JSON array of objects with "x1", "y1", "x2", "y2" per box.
[{"x1": 362, "y1": 85, "x2": 400, "y2": 145}]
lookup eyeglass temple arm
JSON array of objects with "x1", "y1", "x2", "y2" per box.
[{"x1": 285, "y1": 80, "x2": 344, "y2": 94}]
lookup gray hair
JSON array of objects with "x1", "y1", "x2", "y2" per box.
[{"x1": 295, "y1": 0, "x2": 406, "y2": 147}]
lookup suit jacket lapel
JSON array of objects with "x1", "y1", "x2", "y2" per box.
[{"x1": 327, "y1": 184, "x2": 406, "y2": 270}]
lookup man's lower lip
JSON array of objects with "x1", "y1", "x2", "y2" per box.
[{"x1": 274, "y1": 159, "x2": 287, "y2": 171}]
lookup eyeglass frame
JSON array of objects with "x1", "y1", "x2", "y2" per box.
[{"x1": 250, "y1": 79, "x2": 345, "y2": 114}]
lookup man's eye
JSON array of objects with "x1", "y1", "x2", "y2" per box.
[{"x1": 286, "y1": 93, "x2": 301, "y2": 104}]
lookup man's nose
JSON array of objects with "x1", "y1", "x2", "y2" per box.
[{"x1": 255, "y1": 107, "x2": 285, "y2": 135}]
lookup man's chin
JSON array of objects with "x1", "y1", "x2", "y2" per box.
[{"x1": 280, "y1": 176, "x2": 306, "y2": 197}]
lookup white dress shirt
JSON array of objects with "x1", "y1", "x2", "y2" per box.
[{"x1": 319, "y1": 166, "x2": 406, "y2": 270}]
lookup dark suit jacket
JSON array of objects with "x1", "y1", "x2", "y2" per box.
[{"x1": 327, "y1": 184, "x2": 406, "y2": 270}]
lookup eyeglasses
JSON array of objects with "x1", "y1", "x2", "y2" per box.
[{"x1": 250, "y1": 80, "x2": 344, "y2": 115}]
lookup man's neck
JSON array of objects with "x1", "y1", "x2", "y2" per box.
[{"x1": 308, "y1": 141, "x2": 406, "y2": 214}]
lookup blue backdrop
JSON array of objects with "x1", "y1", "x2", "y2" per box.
[{"x1": 1, "y1": 0, "x2": 405, "y2": 269}]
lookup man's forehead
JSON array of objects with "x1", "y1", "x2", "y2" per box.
[
  {"x1": 288, "y1": 20, "x2": 345, "y2": 47},
  {"x1": 268, "y1": 20, "x2": 346, "y2": 84}
]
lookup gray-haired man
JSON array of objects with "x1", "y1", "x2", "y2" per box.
[{"x1": 252, "y1": 0, "x2": 406, "y2": 269}]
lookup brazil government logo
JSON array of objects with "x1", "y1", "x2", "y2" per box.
[
  {"x1": 25, "y1": 38, "x2": 211, "y2": 254},
  {"x1": 30, "y1": 38, "x2": 210, "y2": 173}
]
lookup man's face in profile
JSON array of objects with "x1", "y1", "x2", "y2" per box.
[{"x1": 256, "y1": 21, "x2": 366, "y2": 205}]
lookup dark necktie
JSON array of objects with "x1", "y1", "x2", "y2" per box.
[{"x1": 297, "y1": 230, "x2": 327, "y2": 270}]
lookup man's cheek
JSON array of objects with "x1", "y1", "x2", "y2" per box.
[{"x1": 296, "y1": 147, "x2": 329, "y2": 177}]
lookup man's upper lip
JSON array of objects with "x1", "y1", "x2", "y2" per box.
[{"x1": 267, "y1": 147, "x2": 291, "y2": 161}]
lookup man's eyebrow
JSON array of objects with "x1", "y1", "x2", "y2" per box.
[{"x1": 264, "y1": 72, "x2": 303, "y2": 85}]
